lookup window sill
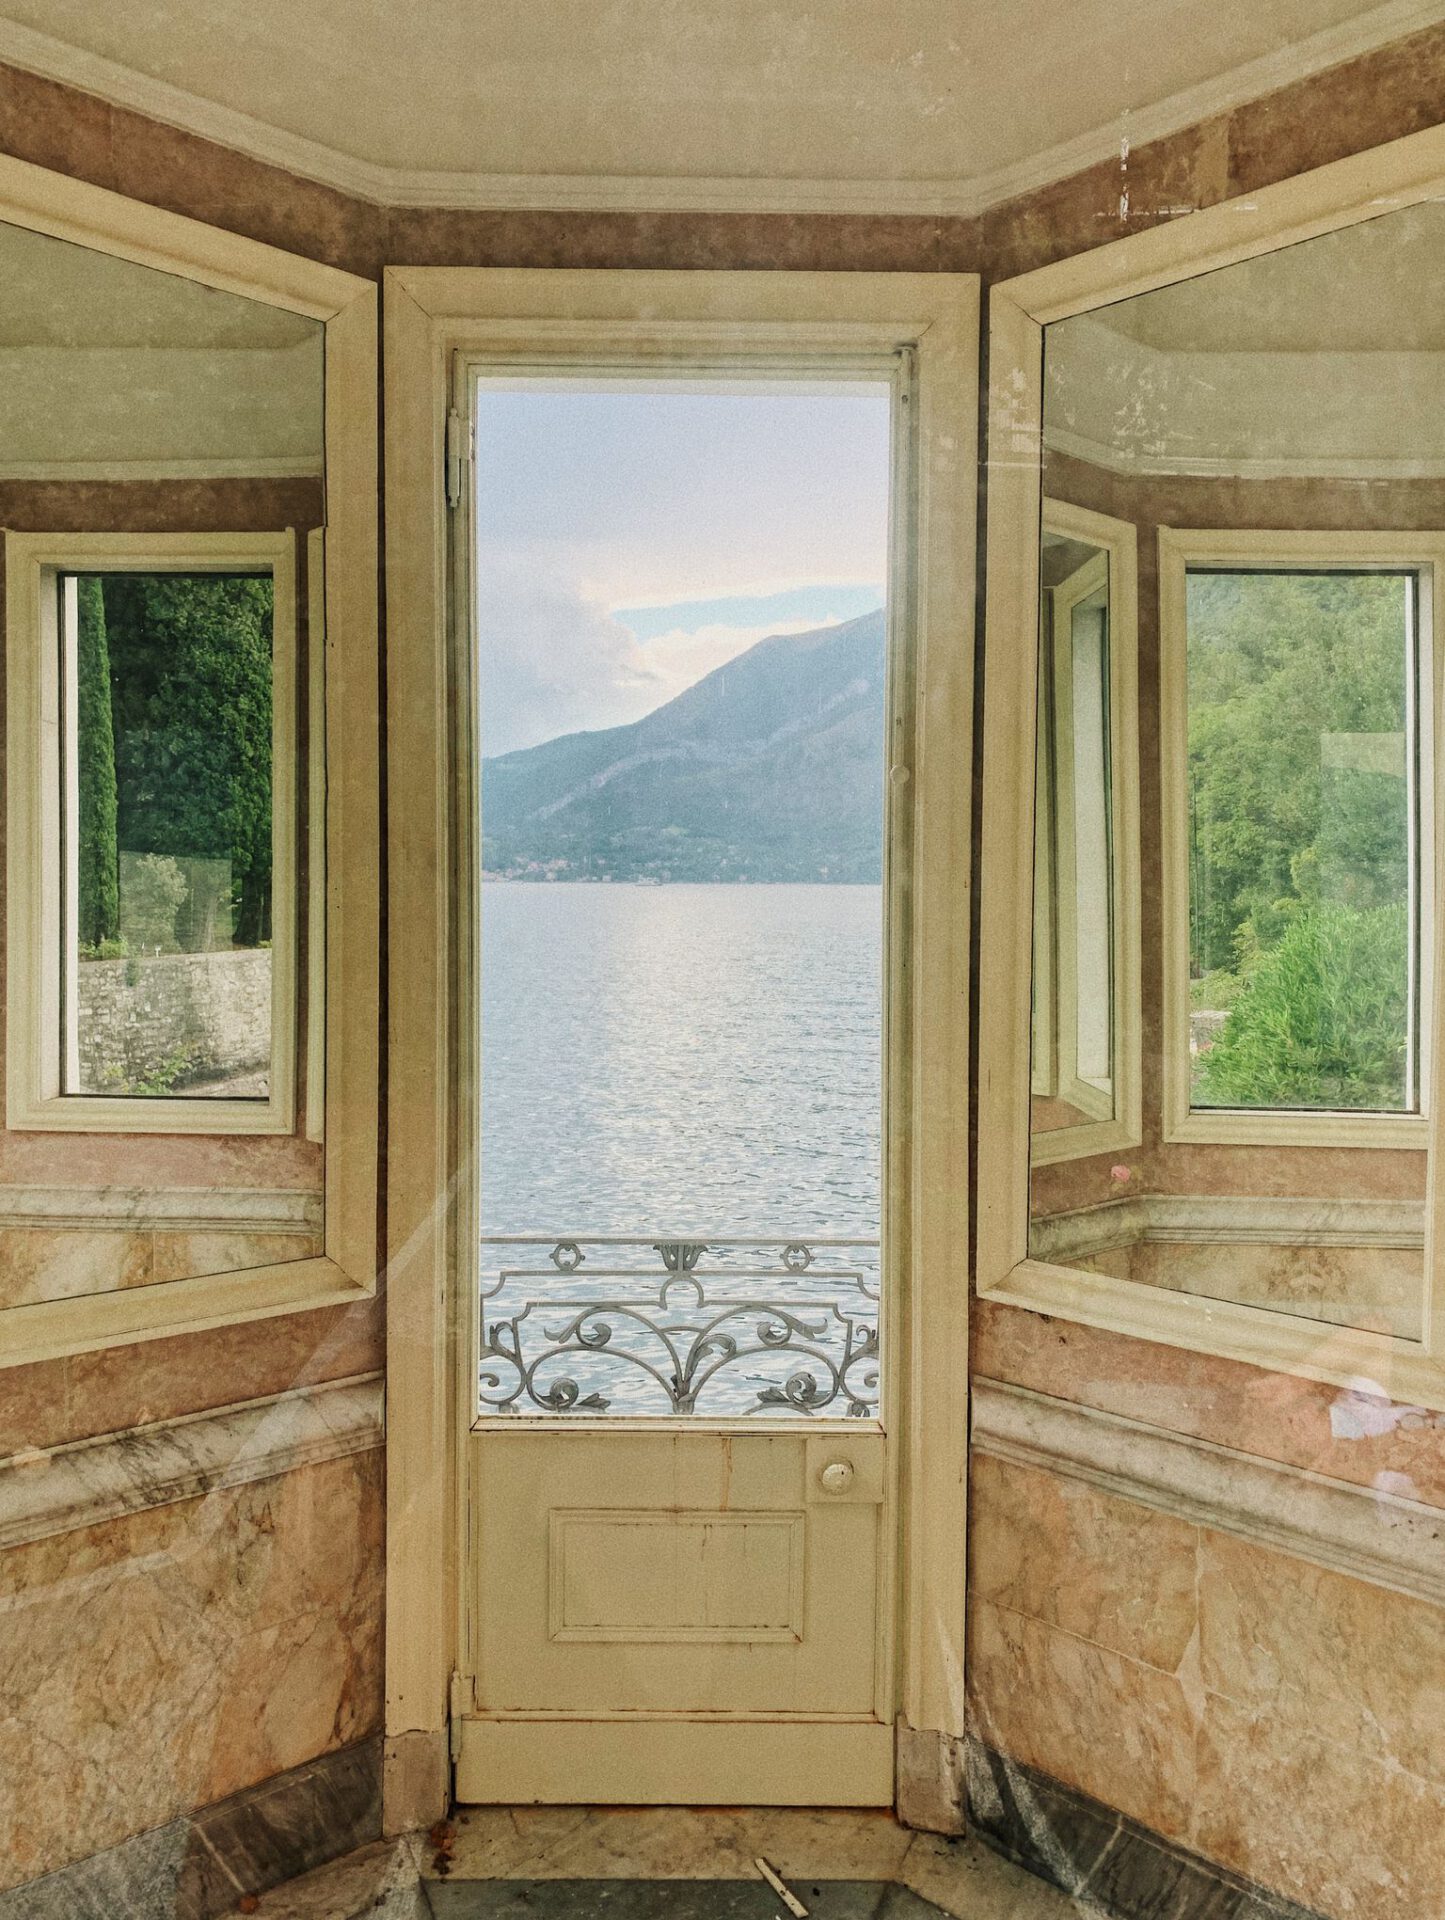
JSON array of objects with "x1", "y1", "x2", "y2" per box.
[
  {"x1": 0, "y1": 1253, "x2": 371, "y2": 1369},
  {"x1": 1163, "y1": 1107, "x2": 1428, "y2": 1150}
]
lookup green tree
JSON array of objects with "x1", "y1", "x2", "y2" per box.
[
  {"x1": 1196, "y1": 901, "x2": 1409, "y2": 1110},
  {"x1": 1186, "y1": 570, "x2": 1411, "y2": 977},
  {"x1": 101, "y1": 573, "x2": 273, "y2": 949},
  {"x1": 75, "y1": 576, "x2": 119, "y2": 946}
]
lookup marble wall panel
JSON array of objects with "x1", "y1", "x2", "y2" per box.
[
  {"x1": 1199, "y1": 1530, "x2": 1445, "y2": 1790},
  {"x1": 0, "y1": 1228, "x2": 323, "y2": 1309},
  {"x1": 966, "y1": 1599, "x2": 1197, "y2": 1839},
  {"x1": 969, "y1": 1454, "x2": 1197, "y2": 1672},
  {"x1": 1195, "y1": 1692, "x2": 1445, "y2": 1919},
  {"x1": 0, "y1": 1227, "x2": 151, "y2": 1308},
  {"x1": 0, "y1": 1450, "x2": 383, "y2": 1894},
  {"x1": 969, "y1": 1445, "x2": 1445, "y2": 1918},
  {"x1": 1119, "y1": 1242, "x2": 1421, "y2": 1340},
  {"x1": 0, "y1": 1296, "x2": 384, "y2": 1456}
]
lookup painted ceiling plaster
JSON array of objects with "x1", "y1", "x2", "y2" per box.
[{"x1": 0, "y1": 0, "x2": 1440, "y2": 210}]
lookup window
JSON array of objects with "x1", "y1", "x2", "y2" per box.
[
  {"x1": 6, "y1": 532, "x2": 297, "y2": 1134},
  {"x1": 1029, "y1": 501, "x2": 1141, "y2": 1167},
  {"x1": 1160, "y1": 531, "x2": 1438, "y2": 1146}
]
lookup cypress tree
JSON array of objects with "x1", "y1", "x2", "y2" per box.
[
  {"x1": 75, "y1": 575, "x2": 119, "y2": 947},
  {"x1": 103, "y1": 573, "x2": 272, "y2": 950}
]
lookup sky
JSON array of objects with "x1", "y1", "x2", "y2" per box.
[{"x1": 474, "y1": 383, "x2": 893, "y2": 757}]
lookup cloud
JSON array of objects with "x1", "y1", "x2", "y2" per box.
[
  {"x1": 477, "y1": 551, "x2": 653, "y2": 756},
  {"x1": 478, "y1": 548, "x2": 861, "y2": 757}
]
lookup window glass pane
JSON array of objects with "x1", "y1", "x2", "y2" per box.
[
  {"x1": 1186, "y1": 568, "x2": 1417, "y2": 1114},
  {"x1": 64, "y1": 570, "x2": 274, "y2": 1100}
]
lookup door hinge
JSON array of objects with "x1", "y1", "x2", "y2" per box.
[
  {"x1": 445, "y1": 407, "x2": 469, "y2": 510},
  {"x1": 448, "y1": 1668, "x2": 470, "y2": 1761}
]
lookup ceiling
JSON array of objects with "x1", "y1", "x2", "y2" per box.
[{"x1": 0, "y1": 0, "x2": 1438, "y2": 211}]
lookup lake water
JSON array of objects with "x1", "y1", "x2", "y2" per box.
[
  {"x1": 481, "y1": 882, "x2": 882, "y2": 1236},
  {"x1": 478, "y1": 883, "x2": 883, "y2": 1415}
]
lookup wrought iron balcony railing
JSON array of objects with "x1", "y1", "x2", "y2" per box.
[{"x1": 478, "y1": 1235, "x2": 880, "y2": 1418}]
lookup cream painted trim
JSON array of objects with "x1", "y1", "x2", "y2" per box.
[
  {"x1": 305, "y1": 526, "x2": 326, "y2": 1145},
  {"x1": 972, "y1": 1379, "x2": 1445, "y2": 1609},
  {"x1": 1031, "y1": 499, "x2": 1142, "y2": 1168},
  {"x1": 0, "y1": 1184, "x2": 320, "y2": 1231},
  {"x1": 385, "y1": 267, "x2": 977, "y2": 1812},
  {"x1": 980, "y1": 122, "x2": 1445, "y2": 1412},
  {"x1": 0, "y1": 1370, "x2": 382, "y2": 1551},
  {"x1": 0, "y1": 1, "x2": 1440, "y2": 216},
  {"x1": 456, "y1": 1718, "x2": 894, "y2": 1805},
  {"x1": 6, "y1": 528, "x2": 299, "y2": 1136},
  {"x1": 1159, "y1": 526, "x2": 1442, "y2": 1149},
  {"x1": 0, "y1": 158, "x2": 378, "y2": 1368}
]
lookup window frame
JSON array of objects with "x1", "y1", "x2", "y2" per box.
[
  {"x1": 1159, "y1": 526, "x2": 1442, "y2": 1151},
  {"x1": 7, "y1": 530, "x2": 299, "y2": 1135},
  {"x1": 979, "y1": 121, "x2": 1445, "y2": 1413},
  {"x1": 0, "y1": 151, "x2": 378, "y2": 1370},
  {"x1": 1031, "y1": 497, "x2": 1142, "y2": 1167}
]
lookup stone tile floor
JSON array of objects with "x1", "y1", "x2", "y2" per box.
[{"x1": 246, "y1": 1809, "x2": 1079, "y2": 1919}]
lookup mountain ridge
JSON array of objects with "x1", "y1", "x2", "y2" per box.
[{"x1": 481, "y1": 608, "x2": 886, "y2": 882}]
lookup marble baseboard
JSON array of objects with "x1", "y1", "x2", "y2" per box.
[
  {"x1": 966, "y1": 1739, "x2": 1325, "y2": 1920},
  {"x1": 0, "y1": 1735, "x2": 382, "y2": 1919}
]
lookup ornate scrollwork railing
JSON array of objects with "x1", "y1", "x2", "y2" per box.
[{"x1": 478, "y1": 1235, "x2": 880, "y2": 1418}]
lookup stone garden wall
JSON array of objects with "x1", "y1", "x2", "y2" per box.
[{"x1": 75, "y1": 948, "x2": 271, "y2": 1091}]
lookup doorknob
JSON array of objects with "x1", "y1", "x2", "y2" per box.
[{"x1": 805, "y1": 1434, "x2": 883, "y2": 1503}]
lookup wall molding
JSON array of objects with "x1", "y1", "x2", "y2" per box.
[
  {"x1": 0, "y1": 1370, "x2": 382, "y2": 1551},
  {"x1": 0, "y1": 0, "x2": 1441, "y2": 216},
  {"x1": 0, "y1": 1183, "x2": 323, "y2": 1233},
  {"x1": 1030, "y1": 1193, "x2": 1424, "y2": 1263},
  {"x1": 1047, "y1": 421, "x2": 1445, "y2": 482},
  {"x1": 972, "y1": 1378, "x2": 1445, "y2": 1609}
]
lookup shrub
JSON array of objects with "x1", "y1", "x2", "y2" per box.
[
  {"x1": 1195, "y1": 901, "x2": 1409, "y2": 1110},
  {"x1": 117, "y1": 851, "x2": 188, "y2": 952}
]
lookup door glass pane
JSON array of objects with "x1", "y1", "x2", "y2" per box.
[{"x1": 474, "y1": 376, "x2": 894, "y2": 1417}]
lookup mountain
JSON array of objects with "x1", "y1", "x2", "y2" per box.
[{"x1": 481, "y1": 608, "x2": 886, "y2": 882}]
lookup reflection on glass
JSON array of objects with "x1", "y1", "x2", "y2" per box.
[
  {"x1": 1186, "y1": 569, "x2": 1418, "y2": 1114},
  {"x1": 1032, "y1": 198, "x2": 1437, "y2": 1343},
  {"x1": 63, "y1": 571, "x2": 275, "y2": 1099},
  {"x1": 1032, "y1": 535, "x2": 1115, "y2": 1140}
]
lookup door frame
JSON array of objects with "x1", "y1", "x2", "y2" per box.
[{"x1": 382, "y1": 268, "x2": 978, "y2": 1833}]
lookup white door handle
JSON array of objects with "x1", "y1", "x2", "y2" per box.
[{"x1": 818, "y1": 1460, "x2": 855, "y2": 1494}]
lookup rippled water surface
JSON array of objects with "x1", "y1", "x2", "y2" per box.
[{"x1": 481, "y1": 882, "x2": 881, "y2": 1237}]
